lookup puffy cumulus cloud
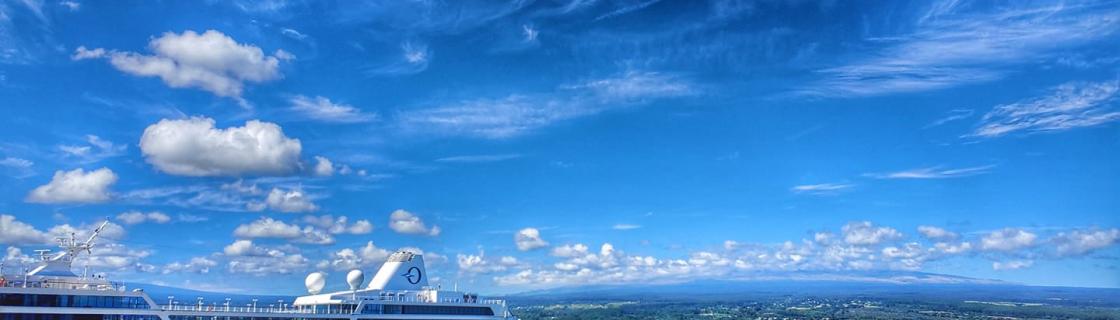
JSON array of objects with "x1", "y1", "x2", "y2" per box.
[
  {"x1": 226, "y1": 243, "x2": 309, "y2": 275},
  {"x1": 388, "y1": 209, "x2": 440, "y2": 236},
  {"x1": 162, "y1": 256, "x2": 218, "y2": 274},
  {"x1": 1051, "y1": 228, "x2": 1120, "y2": 256},
  {"x1": 232, "y1": 217, "x2": 334, "y2": 245},
  {"x1": 116, "y1": 211, "x2": 171, "y2": 225},
  {"x1": 3, "y1": 247, "x2": 37, "y2": 265},
  {"x1": 224, "y1": 239, "x2": 268, "y2": 256},
  {"x1": 514, "y1": 227, "x2": 548, "y2": 251},
  {"x1": 0, "y1": 214, "x2": 50, "y2": 245},
  {"x1": 551, "y1": 243, "x2": 589, "y2": 258},
  {"x1": 932, "y1": 241, "x2": 973, "y2": 255},
  {"x1": 72, "y1": 242, "x2": 152, "y2": 272},
  {"x1": 457, "y1": 252, "x2": 509, "y2": 274},
  {"x1": 261, "y1": 187, "x2": 318, "y2": 213},
  {"x1": 841, "y1": 221, "x2": 902, "y2": 245},
  {"x1": 290, "y1": 95, "x2": 376, "y2": 123},
  {"x1": 980, "y1": 228, "x2": 1037, "y2": 251},
  {"x1": 312, "y1": 156, "x2": 333, "y2": 177},
  {"x1": 48, "y1": 221, "x2": 126, "y2": 241},
  {"x1": 73, "y1": 30, "x2": 289, "y2": 100},
  {"x1": 139, "y1": 117, "x2": 302, "y2": 177},
  {"x1": 301, "y1": 215, "x2": 373, "y2": 235},
  {"x1": 917, "y1": 225, "x2": 958, "y2": 240},
  {"x1": 233, "y1": 218, "x2": 301, "y2": 239},
  {"x1": 318, "y1": 242, "x2": 443, "y2": 271},
  {"x1": 26, "y1": 168, "x2": 117, "y2": 203},
  {"x1": 992, "y1": 260, "x2": 1033, "y2": 271},
  {"x1": 723, "y1": 240, "x2": 741, "y2": 250}
]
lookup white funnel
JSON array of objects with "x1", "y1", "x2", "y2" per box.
[{"x1": 367, "y1": 251, "x2": 427, "y2": 290}]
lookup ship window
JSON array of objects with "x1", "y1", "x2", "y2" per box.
[
  {"x1": 0, "y1": 294, "x2": 149, "y2": 309},
  {"x1": 369, "y1": 304, "x2": 494, "y2": 316}
]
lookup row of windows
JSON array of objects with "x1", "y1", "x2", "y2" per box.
[
  {"x1": 169, "y1": 317, "x2": 337, "y2": 320},
  {"x1": 0, "y1": 293, "x2": 150, "y2": 309},
  {"x1": 361, "y1": 304, "x2": 494, "y2": 316},
  {"x1": 0, "y1": 314, "x2": 157, "y2": 320}
]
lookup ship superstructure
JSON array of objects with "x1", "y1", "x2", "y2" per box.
[{"x1": 0, "y1": 222, "x2": 516, "y2": 320}]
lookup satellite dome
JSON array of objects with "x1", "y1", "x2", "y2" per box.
[
  {"x1": 305, "y1": 272, "x2": 326, "y2": 294},
  {"x1": 346, "y1": 269, "x2": 365, "y2": 291}
]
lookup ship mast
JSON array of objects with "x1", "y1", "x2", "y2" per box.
[{"x1": 27, "y1": 219, "x2": 110, "y2": 277}]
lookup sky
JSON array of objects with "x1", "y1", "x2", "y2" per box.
[{"x1": 0, "y1": 0, "x2": 1118, "y2": 295}]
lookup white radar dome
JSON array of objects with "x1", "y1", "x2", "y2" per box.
[
  {"x1": 346, "y1": 269, "x2": 365, "y2": 290},
  {"x1": 305, "y1": 272, "x2": 326, "y2": 294}
]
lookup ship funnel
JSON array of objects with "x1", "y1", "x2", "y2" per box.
[
  {"x1": 346, "y1": 269, "x2": 364, "y2": 290},
  {"x1": 367, "y1": 251, "x2": 427, "y2": 290}
]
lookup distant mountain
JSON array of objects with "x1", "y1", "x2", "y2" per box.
[
  {"x1": 509, "y1": 271, "x2": 1120, "y2": 306},
  {"x1": 123, "y1": 282, "x2": 294, "y2": 306}
]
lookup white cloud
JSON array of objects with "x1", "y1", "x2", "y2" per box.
[
  {"x1": 26, "y1": 167, "x2": 117, "y2": 203},
  {"x1": 612, "y1": 224, "x2": 641, "y2": 230},
  {"x1": 162, "y1": 256, "x2": 217, "y2": 274},
  {"x1": 457, "y1": 252, "x2": 507, "y2": 274},
  {"x1": 290, "y1": 95, "x2": 376, "y2": 123},
  {"x1": 804, "y1": 2, "x2": 1120, "y2": 97},
  {"x1": 48, "y1": 221, "x2": 126, "y2": 241},
  {"x1": 312, "y1": 156, "x2": 333, "y2": 177},
  {"x1": 74, "y1": 30, "x2": 289, "y2": 100},
  {"x1": 980, "y1": 228, "x2": 1037, "y2": 251},
  {"x1": 226, "y1": 242, "x2": 308, "y2": 275},
  {"x1": 224, "y1": 239, "x2": 267, "y2": 256},
  {"x1": 397, "y1": 71, "x2": 695, "y2": 139},
  {"x1": 565, "y1": 71, "x2": 696, "y2": 100},
  {"x1": 917, "y1": 225, "x2": 958, "y2": 240},
  {"x1": 233, "y1": 218, "x2": 301, "y2": 239},
  {"x1": 0, "y1": 157, "x2": 33, "y2": 168},
  {"x1": 521, "y1": 24, "x2": 538, "y2": 42},
  {"x1": 514, "y1": 227, "x2": 549, "y2": 251},
  {"x1": 116, "y1": 211, "x2": 171, "y2": 225},
  {"x1": 932, "y1": 241, "x2": 972, "y2": 255},
  {"x1": 972, "y1": 80, "x2": 1120, "y2": 138},
  {"x1": 0, "y1": 214, "x2": 49, "y2": 245},
  {"x1": 1051, "y1": 228, "x2": 1120, "y2": 256},
  {"x1": 723, "y1": 240, "x2": 740, "y2": 250},
  {"x1": 60, "y1": 1, "x2": 80, "y2": 11},
  {"x1": 841, "y1": 221, "x2": 902, "y2": 246},
  {"x1": 58, "y1": 135, "x2": 127, "y2": 163},
  {"x1": 140, "y1": 117, "x2": 303, "y2": 177},
  {"x1": 302, "y1": 215, "x2": 374, "y2": 235},
  {"x1": 791, "y1": 183, "x2": 854, "y2": 195},
  {"x1": 263, "y1": 187, "x2": 318, "y2": 213},
  {"x1": 869, "y1": 165, "x2": 993, "y2": 179},
  {"x1": 992, "y1": 260, "x2": 1033, "y2": 271},
  {"x1": 233, "y1": 217, "x2": 334, "y2": 245},
  {"x1": 388, "y1": 209, "x2": 440, "y2": 236},
  {"x1": 322, "y1": 241, "x2": 392, "y2": 270},
  {"x1": 436, "y1": 154, "x2": 522, "y2": 163},
  {"x1": 551, "y1": 243, "x2": 589, "y2": 258}
]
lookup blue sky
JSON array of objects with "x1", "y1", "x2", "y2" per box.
[{"x1": 1, "y1": 0, "x2": 1119, "y2": 294}]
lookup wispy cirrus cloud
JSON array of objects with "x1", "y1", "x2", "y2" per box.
[
  {"x1": 436, "y1": 154, "x2": 523, "y2": 163},
  {"x1": 397, "y1": 71, "x2": 696, "y2": 139},
  {"x1": 868, "y1": 165, "x2": 994, "y2": 179},
  {"x1": 970, "y1": 80, "x2": 1120, "y2": 138},
  {"x1": 803, "y1": 1, "x2": 1120, "y2": 97},
  {"x1": 289, "y1": 95, "x2": 376, "y2": 123},
  {"x1": 791, "y1": 183, "x2": 854, "y2": 195}
]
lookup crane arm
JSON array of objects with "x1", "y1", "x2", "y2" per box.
[{"x1": 84, "y1": 219, "x2": 111, "y2": 247}]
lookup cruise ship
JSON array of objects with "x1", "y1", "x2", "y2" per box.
[{"x1": 0, "y1": 221, "x2": 517, "y2": 320}]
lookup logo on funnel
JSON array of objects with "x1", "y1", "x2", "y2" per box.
[{"x1": 402, "y1": 266, "x2": 422, "y2": 284}]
